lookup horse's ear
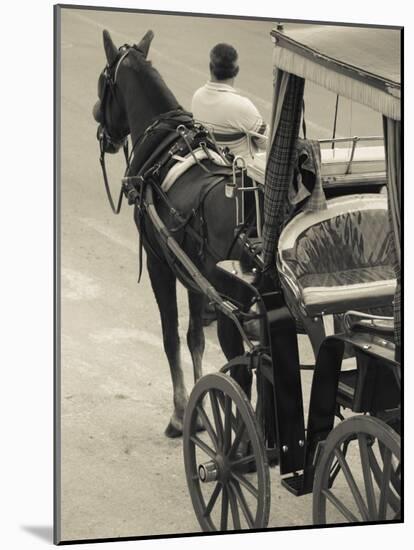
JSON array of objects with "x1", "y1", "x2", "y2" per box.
[
  {"x1": 136, "y1": 30, "x2": 154, "y2": 58},
  {"x1": 103, "y1": 29, "x2": 118, "y2": 66}
]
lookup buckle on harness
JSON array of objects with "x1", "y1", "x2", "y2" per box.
[
  {"x1": 122, "y1": 175, "x2": 144, "y2": 205},
  {"x1": 176, "y1": 124, "x2": 187, "y2": 137}
]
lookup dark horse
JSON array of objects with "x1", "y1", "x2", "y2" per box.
[{"x1": 93, "y1": 30, "x2": 254, "y2": 437}]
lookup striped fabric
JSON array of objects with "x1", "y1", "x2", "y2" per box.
[
  {"x1": 290, "y1": 138, "x2": 327, "y2": 212},
  {"x1": 261, "y1": 73, "x2": 305, "y2": 268},
  {"x1": 383, "y1": 117, "x2": 401, "y2": 353}
]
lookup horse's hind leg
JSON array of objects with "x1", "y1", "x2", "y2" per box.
[
  {"x1": 147, "y1": 255, "x2": 188, "y2": 438},
  {"x1": 187, "y1": 291, "x2": 205, "y2": 383}
]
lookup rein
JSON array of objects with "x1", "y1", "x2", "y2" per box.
[
  {"x1": 99, "y1": 137, "x2": 129, "y2": 214},
  {"x1": 97, "y1": 44, "x2": 133, "y2": 214},
  {"x1": 97, "y1": 41, "x2": 200, "y2": 216}
]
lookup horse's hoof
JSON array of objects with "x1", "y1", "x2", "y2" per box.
[{"x1": 164, "y1": 421, "x2": 183, "y2": 438}]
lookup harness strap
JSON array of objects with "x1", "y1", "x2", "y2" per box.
[
  {"x1": 99, "y1": 140, "x2": 129, "y2": 214},
  {"x1": 118, "y1": 115, "x2": 236, "y2": 282},
  {"x1": 161, "y1": 147, "x2": 228, "y2": 193},
  {"x1": 136, "y1": 177, "x2": 146, "y2": 283},
  {"x1": 148, "y1": 171, "x2": 228, "y2": 263},
  {"x1": 123, "y1": 131, "x2": 185, "y2": 281},
  {"x1": 127, "y1": 131, "x2": 180, "y2": 179},
  {"x1": 213, "y1": 130, "x2": 247, "y2": 142},
  {"x1": 143, "y1": 183, "x2": 254, "y2": 349}
]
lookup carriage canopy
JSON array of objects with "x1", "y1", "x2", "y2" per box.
[
  {"x1": 270, "y1": 25, "x2": 401, "y2": 120},
  {"x1": 262, "y1": 23, "x2": 402, "y2": 351}
]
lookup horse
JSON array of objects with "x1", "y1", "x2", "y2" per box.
[{"x1": 92, "y1": 29, "x2": 257, "y2": 438}]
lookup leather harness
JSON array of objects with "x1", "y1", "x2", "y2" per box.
[
  {"x1": 99, "y1": 106, "x2": 236, "y2": 285},
  {"x1": 122, "y1": 115, "x2": 236, "y2": 285},
  {"x1": 96, "y1": 44, "x2": 240, "y2": 287}
]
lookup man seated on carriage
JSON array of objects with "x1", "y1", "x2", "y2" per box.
[{"x1": 191, "y1": 43, "x2": 268, "y2": 160}]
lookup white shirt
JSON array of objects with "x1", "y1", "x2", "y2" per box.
[{"x1": 191, "y1": 81, "x2": 268, "y2": 159}]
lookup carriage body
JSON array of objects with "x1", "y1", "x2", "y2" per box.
[{"x1": 183, "y1": 22, "x2": 401, "y2": 530}]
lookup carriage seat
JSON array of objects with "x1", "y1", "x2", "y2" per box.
[
  {"x1": 276, "y1": 194, "x2": 396, "y2": 317},
  {"x1": 247, "y1": 144, "x2": 386, "y2": 185}
]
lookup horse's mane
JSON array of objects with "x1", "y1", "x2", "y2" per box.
[{"x1": 129, "y1": 52, "x2": 181, "y2": 112}]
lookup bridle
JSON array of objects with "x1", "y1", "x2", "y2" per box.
[
  {"x1": 96, "y1": 40, "x2": 210, "y2": 223},
  {"x1": 97, "y1": 43, "x2": 143, "y2": 214}
]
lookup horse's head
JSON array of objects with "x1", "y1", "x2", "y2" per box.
[{"x1": 93, "y1": 29, "x2": 155, "y2": 154}]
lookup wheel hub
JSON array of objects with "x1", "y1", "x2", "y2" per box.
[{"x1": 198, "y1": 460, "x2": 219, "y2": 483}]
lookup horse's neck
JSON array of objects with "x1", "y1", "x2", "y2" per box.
[
  {"x1": 122, "y1": 69, "x2": 179, "y2": 147},
  {"x1": 122, "y1": 75, "x2": 180, "y2": 175},
  {"x1": 125, "y1": 96, "x2": 156, "y2": 147}
]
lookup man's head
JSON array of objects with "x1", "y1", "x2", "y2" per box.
[{"x1": 209, "y1": 43, "x2": 239, "y2": 81}]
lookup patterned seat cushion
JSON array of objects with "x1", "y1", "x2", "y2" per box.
[{"x1": 280, "y1": 202, "x2": 396, "y2": 314}]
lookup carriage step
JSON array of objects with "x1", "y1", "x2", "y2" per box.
[{"x1": 281, "y1": 473, "x2": 313, "y2": 496}]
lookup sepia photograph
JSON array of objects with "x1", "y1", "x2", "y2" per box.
[{"x1": 54, "y1": 3, "x2": 402, "y2": 544}]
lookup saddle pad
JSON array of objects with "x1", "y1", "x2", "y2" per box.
[{"x1": 161, "y1": 147, "x2": 229, "y2": 193}]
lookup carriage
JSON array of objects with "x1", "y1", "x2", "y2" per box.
[
  {"x1": 180, "y1": 24, "x2": 402, "y2": 530},
  {"x1": 94, "y1": 21, "x2": 401, "y2": 533}
]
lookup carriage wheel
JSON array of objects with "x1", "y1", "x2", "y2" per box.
[
  {"x1": 183, "y1": 373, "x2": 270, "y2": 531},
  {"x1": 313, "y1": 415, "x2": 401, "y2": 525},
  {"x1": 371, "y1": 411, "x2": 401, "y2": 510}
]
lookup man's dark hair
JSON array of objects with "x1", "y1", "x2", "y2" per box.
[{"x1": 209, "y1": 43, "x2": 239, "y2": 80}]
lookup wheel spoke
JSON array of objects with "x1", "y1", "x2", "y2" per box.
[
  {"x1": 231, "y1": 480, "x2": 255, "y2": 528},
  {"x1": 204, "y1": 483, "x2": 222, "y2": 517},
  {"x1": 393, "y1": 463, "x2": 402, "y2": 495},
  {"x1": 218, "y1": 393, "x2": 238, "y2": 433},
  {"x1": 368, "y1": 440, "x2": 401, "y2": 513},
  {"x1": 378, "y1": 447, "x2": 393, "y2": 520},
  {"x1": 322, "y1": 489, "x2": 359, "y2": 523},
  {"x1": 334, "y1": 448, "x2": 369, "y2": 521},
  {"x1": 358, "y1": 433, "x2": 378, "y2": 520},
  {"x1": 329, "y1": 457, "x2": 341, "y2": 486},
  {"x1": 184, "y1": 374, "x2": 271, "y2": 532},
  {"x1": 231, "y1": 471, "x2": 259, "y2": 499},
  {"x1": 229, "y1": 422, "x2": 246, "y2": 458},
  {"x1": 231, "y1": 454, "x2": 255, "y2": 467},
  {"x1": 196, "y1": 405, "x2": 218, "y2": 450},
  {"x1": 224, "y1": 395, "x2": 233, "y2": 454},
  {"x1": 190, "y1": 435, "x2": 216, "y2": 460},
  {"x1": 210, "y1": 390, "x2": 224, "y2": 449},
  {"x1": 228, "y1": 481, "x2": 241, "y2": 529},
  {"x1": 220, "y1": 485, "x2": 229, "y2": 530},
  {"x1": 395, "y1": 463, "x2": 401, "y2": 478}
]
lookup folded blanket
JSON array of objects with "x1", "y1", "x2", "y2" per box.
[{"x1": 289, "y1": 138, "x2": 327, "y2": 212}]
